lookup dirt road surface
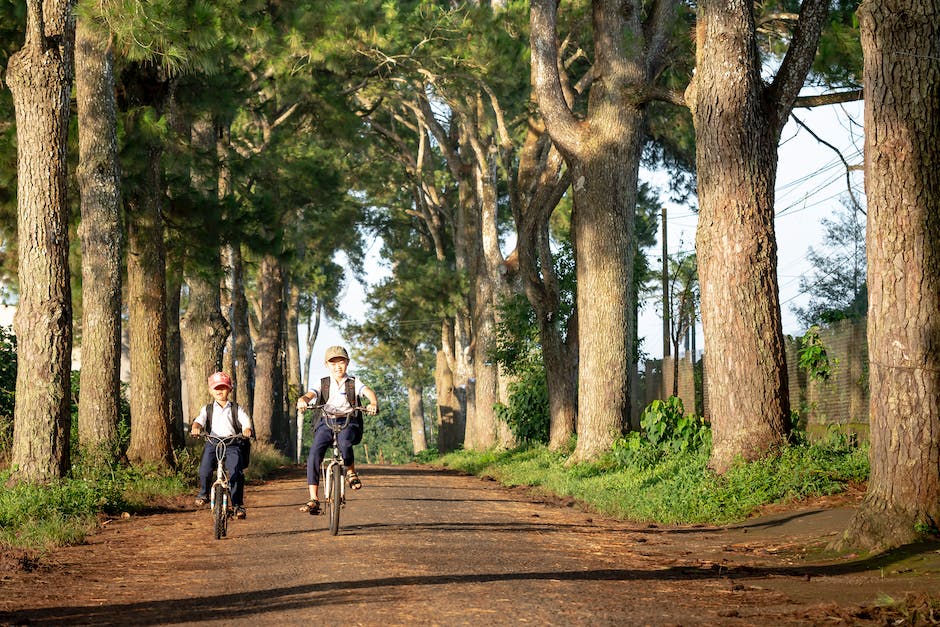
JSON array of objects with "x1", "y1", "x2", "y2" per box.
[{"x1": 1, "y1": 464, "x2": 938, "y2": 626}]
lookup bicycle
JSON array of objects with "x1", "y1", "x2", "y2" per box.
[
  {"x1": 199, "y1": 434, "x2": 245, "y2": 540},
  {"x1": 303, "y1": 404, "x2": 365, "y2": 535}
]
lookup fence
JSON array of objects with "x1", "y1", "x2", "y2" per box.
[{"x1": 639, "y1": 318, "x2": 870, "y2": 437}]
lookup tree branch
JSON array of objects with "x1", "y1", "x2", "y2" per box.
[
  {"x1": 794, "y1": 89, "x2": 863, "y2": 108},
  {"x1": 791, "y1": 113, "x2": 865, "y2": 216}
]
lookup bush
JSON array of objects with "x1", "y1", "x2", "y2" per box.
[{"x1": 495, "y1": 368, "x2": 550, "y2": 444}]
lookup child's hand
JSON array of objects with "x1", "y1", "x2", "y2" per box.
[
  {"x1": 242, "y1": 428, "x2": 252, "y2": 438},
  {"x1": 190, "y1": 424, "x2": 202, "y2": 436},
  {"x1": 366, "y1": 405, "x2": 378, "y2": 416}
]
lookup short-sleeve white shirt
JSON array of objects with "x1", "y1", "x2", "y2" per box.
[
  {"x1": 193, "y1": 401, "x2": 252, "y2": 437},
  {"x1": 318, "y1": 375, "x2": 367, "y2": 412}
]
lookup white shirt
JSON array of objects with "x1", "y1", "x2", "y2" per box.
[
  {"x1": 193, "y1": 401, "x2": 252, "y2": 437},
  {"x1": 318, "y1": 375, "x2": 367, "y2": 412}
]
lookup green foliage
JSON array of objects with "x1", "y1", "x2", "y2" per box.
[
  {"x1": 797, "y1": 326, "x2": 835, "y2": 382},
  {"x1": 495, "y1": 369, "x2": 549, "y2": 444},
  {"x1": 612, "y1": 397, "x2": 710, "y2": 468},
  {"x1": 433, "y1": 435, "x2": 869, "y2": 525}
]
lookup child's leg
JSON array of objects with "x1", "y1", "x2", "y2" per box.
[{"x1": 197, "y1": 443, "x2": 216, "y2": 498}]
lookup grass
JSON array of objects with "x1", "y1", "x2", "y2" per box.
[
  {"x1": 0, "y1": 440, "x2": 291, "y2": 552},
  {"x1": 432, "y1": 434, "x2": 870, "y2": 525}
]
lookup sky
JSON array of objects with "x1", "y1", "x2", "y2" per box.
[{"x1": 304, "y1": 99, "x2": 866, "y2": 374}]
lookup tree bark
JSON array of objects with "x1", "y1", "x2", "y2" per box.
[
  {"x1": 122, "y1": 63, "x2": 173, "y2": 467},
  {"x1": 125, "y1": 146, "x2": 173, "y2": 466},
  {"x1": 689, "y1": 0, "x2": 827, "y2": 473},
  {"x1": 531, "y1": 0, "x2": 660, "y2": 462},
  {"x1": 436, "y1": 322, "x2": 464, "y2": 453},
  {"x1": 408, "y1": 384, "x2": 428, "y2": 454},
  {"x1": 514, "y1": 118, "x2": 576, "y2": 451},
  {"x1": 841, "y1": 0, "x2": 940, "y2": 551},
  {"x1": 252, "y1": 254, "x2": 285, "y2": 449},
  {"x1": 6, "y1": 0, "x2": 76, "y2": 482},
  {"x1": 75, "y1": 18, "x2": 123, "y2": 455},
  {"x1": 166, "y1": 262, "x2": 185, "y2": 446}
]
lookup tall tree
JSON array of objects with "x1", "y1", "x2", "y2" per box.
[
  {"x1": 688, "y1": 0, "x2": 829, "y2": 473},
  {"x1": 792, "y1": 198, "x2": 866, "y2": 328},
  {"x1": 6, "y1": 0, "x2": 76, "y2": 481},
  {"x1": 840, "y1": 0, "x2": 940, "y2": 551},
  {"x1": 531, "y1": 0, "x2": 679, "y2": 461},
  {"x1": 75, "y1": 16, "x2": 123, "y2": 454}
]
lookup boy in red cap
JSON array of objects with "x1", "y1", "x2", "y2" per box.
[{"x1": 191, "y1": 371, "x2": 253, "y2": 519}]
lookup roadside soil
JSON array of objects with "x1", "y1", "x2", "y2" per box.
[{"x1": 1, "y1": 464, "x2": 938, "y2": 626}]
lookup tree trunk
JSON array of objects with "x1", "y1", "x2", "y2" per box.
[
  {"x1": 166, "y1": 262, "x2": 185, "y2": 446},
  {"x1": 6, "y1": 0, "x2": 76, "y2": 482},
  {"x1": 841, "y1": 0, "x2": 940, "y2": 551},
  {"x1": 222, "y1": 243, "x2": 253, "y2": 410},
  {"x1": 531, "y1": 0, "x2": 668, "y2": 462},
  {"x1": 514, "y1": 123, "x2": 577, "y2": 450},
  {"x1": 75, "y1": 18, "x2": 123, "y2": 455},
  {"x1": 567, "y1": 140, "x2": 640, "y2": 461},
  {"x1": 252, "y1": 254, "x2": 285, "y2": 449},
  {"x1": 181, "y1": 267, "x2": 229, "y2": 423},
  {"x1": 303, "y1": 299, "x2": 321, "y2": 391},
  {"x1": 689, "y1": 0, "x2": 828, "y2": 473},
  {"x1": 125, "y1": 145, "x2": 173, "y2": 467},
  {"x1": 436, "y1": 321, "x2": 464, "y2": 453},
  {"x1": 408, "y1": 385, "x2": 428, "y2": 454}
]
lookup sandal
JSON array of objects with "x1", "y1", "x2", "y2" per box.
[
  {"x1": 299, "y1": 500, "x2": 320, "y2": 515},
  {"x1": 347, "y1": 471, "x2": 362, "y2": 490}
]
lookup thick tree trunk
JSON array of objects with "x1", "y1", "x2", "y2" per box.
[
  {"x1": 568, "y1": 137, "x2": 639, "y2": 461},
  {"x1": 408, "y1": 385, "x2": 428, "y2": 454},
  {"x1": 252, "y1": 254, "x2": 285, "y2": 449},
  {"x1": 75, "y1": 18, "x2": 123, "y2": 455},
  {"x1": 531, "y1": 0, "x2": 665, "y2": 462},
  {"x1": 222, "y1": 243, "x2": 253, "y2": 410},
  {"x1": 181, "y1": 267, "x2": 229, "y2": 422},
  {"x1": 841, "y1": 0, "x2": 940, "y2": 551},
  {"x1": 689, "y1": 0, "x2": 826, "y2": 473},
  {"x1": 6, "y1": 0, "x2": 76, "y2": 482},
  {"x1": 126, "y1": 147, "x2": 173, "y2": 466}
]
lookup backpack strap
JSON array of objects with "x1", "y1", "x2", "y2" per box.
[
  {"x1": 346, "y1": 377, "x2": 358, "y2": 407},
  {"x1": 320, "y1": 377, "x2": 330, "y2": 404}
]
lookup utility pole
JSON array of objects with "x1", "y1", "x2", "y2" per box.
[{"x1": 662, "y1": 206, "x2": 670, "y2": 358}]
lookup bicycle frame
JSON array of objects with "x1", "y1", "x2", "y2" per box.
[
  {"x1": 204, "y1": 434, "x2": 241, "y2": 540},
  {"x1": 313, "y1": 407, "x2": 362, "y2": 536}
]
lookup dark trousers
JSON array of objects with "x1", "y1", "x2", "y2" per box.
[
  {"x1": 198, "y1": 441, "x2": 245, "y2": 507},
  {"x1": 306, "y1": 421, "x2": 361, "y2": 485}
]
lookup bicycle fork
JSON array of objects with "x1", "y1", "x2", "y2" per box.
[{"x1": 323, "y1": 448, "x2": 346, "y2": 505}]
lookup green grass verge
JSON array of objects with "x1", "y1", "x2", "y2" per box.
[
  {"x1": 432, "y1": 438, "x2": 869, "y2": 525},
  {"x1": 0, "y1": 441, "x2": 291, "y2": 552}
]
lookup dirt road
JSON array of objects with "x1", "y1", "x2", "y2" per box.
[{"x1": 1, "y1": 464, "x2": 938, "y2": 626}]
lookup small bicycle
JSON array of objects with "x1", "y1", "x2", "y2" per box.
[
  {"x1": 200, "y1": 434, "x2": 245, "y2": 540},
  {"x1": 304, "y1": 404, "x2": 364, "y2": 535}
]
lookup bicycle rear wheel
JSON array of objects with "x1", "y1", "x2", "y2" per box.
[
  {"x1": 212, "y1": 484, "x2": 227, "y2": 540},
  {"x1": 328, "y1": 464, "x2": 342, "y2": 535}
]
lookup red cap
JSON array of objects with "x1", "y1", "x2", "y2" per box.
[{"x1": 208, "y1": 371, "x2": 232, "y2": 390}]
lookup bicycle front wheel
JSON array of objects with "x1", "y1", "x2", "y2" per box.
[
  {"x1": 328, "y1": 463, "x2": 342, "y2": 535},
  {"x1": 212, "y1": 484, "x2": 226, "y2": 540}
]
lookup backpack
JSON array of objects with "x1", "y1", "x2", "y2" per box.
[
  {"x1": 204, "y1": 401, "x2": 253, "y2": 467},
  {"x1": 318, "y1": 376, "x2": 363, "y2": 443}
]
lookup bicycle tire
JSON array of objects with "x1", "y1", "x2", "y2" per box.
[
  {"x1": 212, "y1": 484, "x2": 226, "y2": 540},
  {"x1": 328, "y1": 463, "x2": 342, "y2": 535}
]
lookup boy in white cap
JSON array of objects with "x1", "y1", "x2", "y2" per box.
[{"x1": 295, "y1": 346, "x2": 378, "y2": 514}]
